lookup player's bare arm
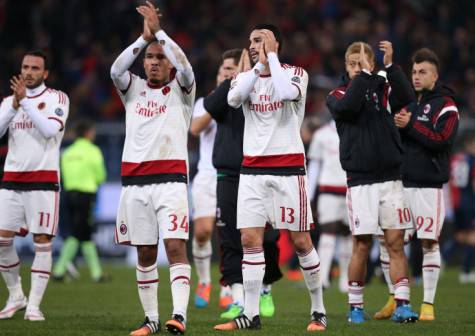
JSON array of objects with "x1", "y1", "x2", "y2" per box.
[{"x1": 190, "y1": 112, "x2": 213, "y2": 137}]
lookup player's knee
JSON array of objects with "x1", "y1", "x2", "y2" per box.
[
  {"x1": 33, "y1": 234, "x2": 53, "y2": 244},
  {"x1": 194, "y1": 228, "x2": 212, "y2": 243},
  {"x1": 164, "y1": 239, "x2": 187, "y2": 262},
  {"x1": 291, "y1": 233, "x2": 313, "y2": 254},
  {"x1": 137, "y1": 245, "x2": 158, "y2": 266},
  {"x1": 421, "y1": 239, "x2": 438, "y2": 251},
  {"x1": 240, "y1": 231, "x2": 261, "y2": 249},
  {"x1": 353, "y1": 238, "x2": 371, "y2": 257}
]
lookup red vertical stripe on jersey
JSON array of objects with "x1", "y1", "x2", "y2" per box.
[
  {"x1": 298, "y1": 176, "x2": 304, "y2": 232},
  {"x1": 242, "y1": 153, "x2": 305, "y2": 168},
  {"x1": 121, "y1": 160, "x2": 187, "y2": 176},
  {"x1": 2, "y1": 170, "x2": 58, "y2": 183}
]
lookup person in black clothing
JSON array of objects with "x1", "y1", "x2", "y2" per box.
[
  {"x1": 393, "y1": 48, "x2": 459, "y2": 321},
  {"x1": 203, "y1": 49, "x2": 283, "y2": 320},
  {"x1": 327, "y1": 41, "x2": 418, "y2": 323}
]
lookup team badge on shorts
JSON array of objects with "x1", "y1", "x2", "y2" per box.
[
  {"x1": 120, "y1": 222, "x2": 128, "y2": 235},
  {"x1": 55, "y1": 108, "x2": 64, "y2": 116},
  {"x1": 423, "y1": 104, "x2": 431, "y2": 114}
]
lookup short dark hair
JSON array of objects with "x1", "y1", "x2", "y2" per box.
[
  {"x1": 24, "y1": 50, "x2": 50, "y2": 70},
  {"x1": 222, "y1": 49, "x2": 241, "y2": 66},
  {"x1": 253, "y1": 23, "x2": 283, "y2": 53},
  {"x1": 75, "y1": 119, "x2": 95, "y2": 138},
  {"x1": 412, "y1": 48, "x2": 440, "y2": 73}
]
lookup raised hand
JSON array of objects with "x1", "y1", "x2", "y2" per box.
[
  {"x1": 136, "y1": 1, "x2": 161, "y2": 34},
  {"x1": 10, "y1": 75, "x2": 26, "y2": 106},
  {"x1": 394, "y1": 108, "x2": 411, "y2": 128},
  {"x1": 379, "y1": 41, "x2": 393, "y2": 67},
  {"x1": 142, "y1": 18, "x2": 154, "y2": 42},
  {"x1": 261, "y1": 30, "x2": 278, "y2": 54},
  {"x1": 237, "y1": 49, "x2": 251, "y2": 73},
  {"x1": 258, "y1": 36, "x2": 268, "y2": 66},
  {"x1": 359, "y1": 42, "x2": 371, "y2": 71}
]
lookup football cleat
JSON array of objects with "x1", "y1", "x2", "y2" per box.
[
  {"x1": 220, "y1": 303, "x2": 244, "y2": 320},
  {"x1": 307, "y1": 311, "x2": 327, "y2": 331},
  {"x1": 194, "y1": 282, "x2": 211, "y2": 308},
  {"x1": 419, "y1": 303, "x2": 435, "y2": 321},
  {"x1": 165, "y1": 314, "x2": 186, "y2": 335},
  {"x1": 391, "y1": 304, "x2": 418, "y2": 323},
  {"x1": 259, "y1": 292, "x2": 275, "y2": 317},
  {"x1": 0, "y1": 296, "x2": 28, "y2": 319},
  {"x1": 130, "y1": 317, "x2": 161, "y2": 335},
  {"x1": 348, "y1": 306, "x2": 367, "y2": 324},
  {"x1": 374, "y1": 295, "x2": 396, "y2": 320},
  {"x1": 24, "y1": 307, "x2": 45, "y2": 321},
  {"x1": 214, "y1": 315, "x2": 261, "y2": 331}
]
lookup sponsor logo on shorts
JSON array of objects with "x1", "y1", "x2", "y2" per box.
[{"x1": 120, "y1": 222, "x2": 127, "y2": 235}]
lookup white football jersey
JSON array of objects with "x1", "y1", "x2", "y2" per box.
[
  {"x1": 192, "y1": 97, "x2": 216, "y2": 173},
  {"x1": 0, "y1": 84, "x2": 69, "y2": 190},
  {"x1": 117, "y1": 71, "x2": 196, "y2": 185},
  {"x1": 308, "y1": 120, "x2": 347, "y2": 192},
  {"x1": 232, "y1": 64, "x2": 308, "y2": 170}
]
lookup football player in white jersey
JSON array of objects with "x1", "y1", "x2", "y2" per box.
[
  {"x1": 0, "y1": 50, "x2": 69, "y2": 321},
  {"x1": 307, "y1": 120, "x2": 352, "y2": 293},
  {"x1": 215, "y1": 24, "x2": 326, "y2": 332},
  {"x1": 110, "y1": 3, "x2": 195, "y2": 335},
  {"x1": 190, "y1": 67, "x2": 234, "y2": 309}
]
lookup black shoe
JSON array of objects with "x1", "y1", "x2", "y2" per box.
[
  {"x1": 130, "y1": 317, "x2": 161, "y2": 335},
  {"x1": 235, "y1": 315, "x2": 261, "y2": 330},
  {"x1": 165, "y1": 314, "x2": 186, "y2": 334},
  {"x1": 307, "y1": 311, "x2": 327, "y2": 331}
]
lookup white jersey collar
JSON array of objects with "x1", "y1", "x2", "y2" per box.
[{"x1": 26, "y1": 83, "x2": 47, "y2": 98}]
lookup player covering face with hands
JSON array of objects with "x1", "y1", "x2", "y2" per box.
[
  {"x1": 215, "y1": 24, "x2": 327, "y2": 332},
  {"x1": 110, "y1": 2, "x2": 195, "y2": 335}
]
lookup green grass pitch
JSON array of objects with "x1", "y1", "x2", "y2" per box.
[{"x1": 1, "y1": 265, "x2": 474, "y2": 335}]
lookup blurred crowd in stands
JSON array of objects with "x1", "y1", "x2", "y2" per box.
[{"x1": 0, "y1": 0, "x2": 474, "y2": 125}]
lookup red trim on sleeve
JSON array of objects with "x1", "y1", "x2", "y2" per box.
[
  {"x1": 382, "y1": 83, "x2": 389, "y2": 111},
  {"x1": 329, "y1": 86, "x2": 346, "y2": 100},
  {"x1": 242, "y1": 153, "x2": 305, "y2": 168},
  {"x1": 431, "y1": 97, "x2": 457, "y2": 124},
  {"x1": 48, "y1": 117, "x2": 64, "y2": 131},
  {"x1": 121, "y1": 159, "x2": 187, "y2": 176},
  {"x1": 3, "y1": 170, "x2": 59, "y2": 183},
  {"x1": 412, "y1": 112, "x2": 457, "y2": 142}
]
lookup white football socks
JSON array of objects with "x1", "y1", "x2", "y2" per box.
[
  {"x1": 422, "y1": 244, "x2": 441, "y2": 304},
  {"x1": 192, "y1": 238, "x2": 212, "y2": 284},
  {"x1": 170, "y1": 263, "x2": 191, "y2": 321},
  {"x1": 28, "y1": 242, "x2": 52, "y2": 310},
  {"x1": 136, "y1": 264, "x2": 159, "y2": 322},
  {"x1": 242, "y1": 247, "x2": 265, "y2": 319},
  {"x1": 317, "y1": 234, "x2": 336, "y2": 288},
  {"x1": 0, "y1": 237, "x2": 24, "y2": 301},
  {"x1": 379, "y1": 241, "x2": 394, "y2": 295},
  {"x1": 298, "y1": 248, "x2": 326, "y2": 314}
]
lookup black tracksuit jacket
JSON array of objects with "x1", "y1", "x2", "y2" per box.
[
  {"x1": 400, "y1": 83, "x2": 459, "y2": 188},
  {"x1": 326, "y1": 65, "x2": 415, "y2": 187}
]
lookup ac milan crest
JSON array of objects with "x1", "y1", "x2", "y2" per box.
[
  {"x1": 120, "y1": 223, "x2": 127, "y2": 235},
  {"x1": 162, "y1": 86, "x2": 171, "y2": 95},
  {"x1": 423, "y1": 104, "x2": 431, "y2": 114},
  {"x1": 38, "y1": 102, "x2": 46, "y2": 110}
]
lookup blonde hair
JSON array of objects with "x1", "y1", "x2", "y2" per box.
[{"x1": 345, "y1": 42, "x2": 375, "y2": 65}]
